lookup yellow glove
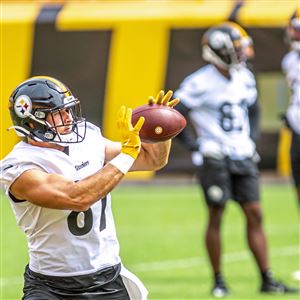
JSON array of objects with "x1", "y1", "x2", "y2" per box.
[
  {"x1": 148, "y1": 90, "x2": 180, "y2": 108},
  {"x1": 117, "y1": 106, "x2": 145, "y2": 159}
]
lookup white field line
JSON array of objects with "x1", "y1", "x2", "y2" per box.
[
  {"x1": 0, "y1": 245, "x2": 299, "y2": 287},
  {"x1": 131, "y1": 245, "x2": 300, "y2": 272}
]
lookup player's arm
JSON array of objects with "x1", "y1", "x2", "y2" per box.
[
  {"x1": 175, "y1": 101, "x2": 199, "y2": 151},
  {"x1": 10, "y1": 107, "x2": 145, "y2": 212},
  {"x1": 104, "y1": 138, "x2": 171, "y2": 171},
  {"x1": 248, "y1": 99, "x2": 260, "y2": 142},
  {"x1": 132, "y1": 140, "x2": 172, "y2": 171},
  {"x1": 9, "y1": 164, "x2": 124, "y2": 212},
  {"x1": 243, "y1": 68, "x2": 260, "y2": 143}
]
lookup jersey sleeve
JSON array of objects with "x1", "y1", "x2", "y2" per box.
[
  {"x1": 174, "y1": 71, "x2": 206, "y2": 109},
  {"x1": 0, "y1": 158, "x2": 43, "y2": 192}
]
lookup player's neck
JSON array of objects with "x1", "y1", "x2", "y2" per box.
[{"x1": 27, "y1": 138, "x2": 65, "y2": 152}]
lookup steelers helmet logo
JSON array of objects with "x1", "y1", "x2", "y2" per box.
[
  {"x1": 210, "y1": 31, "x2": 227, "y2": 49},
  {"x1": 154, "y1": 126, "x2": 163, "y2": 135},
  {"x1": 14, "y1": 95, "x2": 32, "y2": 118}
]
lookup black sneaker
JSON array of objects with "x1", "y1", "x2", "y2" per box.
[
  {"x1": 260, "y1": 278, "x2": 299, "y2": 294},
  {"x1": 212, "y1": 282, "x2": 229, "y2": 298}
]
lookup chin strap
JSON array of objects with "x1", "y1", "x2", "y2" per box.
[
  {"x1": 7, "y1": 126, "x2": 44, "y2": 142},
  {"x1": 7, "y1": 125, "x2": 29, "y2": 137}
]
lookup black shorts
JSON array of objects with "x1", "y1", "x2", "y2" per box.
[
  {"x1": 290, "y1": 132, "x2": 300, "y2": 186},
  {"x1": 199, "y1": 157, "x2": 260, "y2": 206},
  {"x1": 22, "y1": 264, "x2": 130, "y2": 300}
]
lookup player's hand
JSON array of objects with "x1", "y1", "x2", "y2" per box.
[
  {"x1": 117, "y1": 106, "x2": 145, "y2": 159},
  {"x1": 148, "y1": 90, "x2": 180, "y2": 108}
]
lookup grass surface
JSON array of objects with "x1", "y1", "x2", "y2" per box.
[{"x1": 0, "y1": 183, "x2": 299, "y2": 299}]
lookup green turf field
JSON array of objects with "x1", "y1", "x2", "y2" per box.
[{"x1": 1, "y1": 182, "x2": 299, "y2": 299}]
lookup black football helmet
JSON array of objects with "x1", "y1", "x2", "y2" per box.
[
  {"x1": 202, "y1": 23, "x2": 250, "y2": 69},
  {"x1": 8, "y1": 76, "x2": 86, "y2": 144},
  {"x1": 221, "y1": 21, "x2": 255, "y2": 60},
  {"x1": 286, "y1": 9, "x2": 300, "y2": 51}
]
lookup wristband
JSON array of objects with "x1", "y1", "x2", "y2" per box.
[{"x1": 109, "y1": 153, "x2": 135, "y2": 174}]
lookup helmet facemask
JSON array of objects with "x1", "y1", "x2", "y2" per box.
[{"x1": 32, "y1": 97, "x2": 86, "y2": 145}]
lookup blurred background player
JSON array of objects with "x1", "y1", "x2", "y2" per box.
[
  {"x1": 174, "y1": 23, "x2": 298, "y2": 297},
  {"x1": 281, "y1": 8, "x2": 300, "y2": 281},
  {"x1": 281, "y1": 9, "x2": 300, "y2": 207}
]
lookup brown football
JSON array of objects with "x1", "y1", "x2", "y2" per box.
[{"x1": 131, "y1": 104, "x2": 187, "y2": 143}]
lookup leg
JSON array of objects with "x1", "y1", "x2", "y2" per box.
[
  {"x1": 232, "y1": 160, "x2": 293, "y2": 288},
  {"x1": 289, "y1": 132, "x2": 300, "y2": 284},
  {"x1": 200, "y1": 157, "x2": 231, "y2": 297},
  {"x1": 232, "y1": 159, "x2": 299, "y2": 294},
  {"x1": 231, "y1": 161, "x2": 267, "y2": 271},
  {"x1": 290, "y1": 132, "x2": 300, "y2": 207},
  {"x1": 205, "y1": 204, "x2": 226, "y2": 274},
  {"x1": 241, "y1": 201, "x2": 269, "y2": 272},
  {"x1": 200, "y1": 158, "x2": 228, "y2": 273},
  {"x1": 241, "y1": 201, "x2": 299, "y2": 294},
  {"x1": 206, "y1": 204, "x2": 230, "y2": 297},
  {"x1": 296, "y1": 186, "x2": 300, "y2": 206}
]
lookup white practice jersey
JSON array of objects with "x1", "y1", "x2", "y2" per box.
[
  {"x1": 0, "y1": 122, "x2": 121, "y2": 276},
  {"x1": 175, "y1": 64, "x2": 257, "y2": 159},
  {"x1": 281, "y1": 50, "x2": 300, "y2": 134}
]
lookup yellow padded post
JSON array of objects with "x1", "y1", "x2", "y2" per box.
[{"x1": 277, "y1": 127, "x2": 292, "y2": 177}]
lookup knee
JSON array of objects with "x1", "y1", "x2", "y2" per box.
[
  {"x1": 246, "y1": 205, "x2": 263, "y2": 226},
  {"x1": 208, "y1": 206, "x2": 224, "y2": 228}
]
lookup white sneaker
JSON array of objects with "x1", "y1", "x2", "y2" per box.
[
  {"x1": 292, "y1": 270, "x2": 300, "y2": 281},
  {"x1": 212, "y1": 285, "x2": 229, "y2": 298}
]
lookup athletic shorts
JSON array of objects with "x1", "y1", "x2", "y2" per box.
[
  {"x1": 199, "y1": 157, "x2": 260, "y2": 206},
  {"x1": 290, "y1": 132, "x2": 300, "y2": 186},
  {"x1": 22, "y1": 263, "x2": 148, "y2": 300}
]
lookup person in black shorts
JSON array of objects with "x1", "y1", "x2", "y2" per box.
[
  {"x1": 281, "y1": 9, "x2": 300, "y2": 206},
  {"x1": 175, "y1": 22, "x2": 299, "y2": 297},
  {"x1": 290, "y1": 134, "x2": 300, "y2": 204},
  {"x1": 281, "y1": 7, "x2": 300, "y2": 282}
]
